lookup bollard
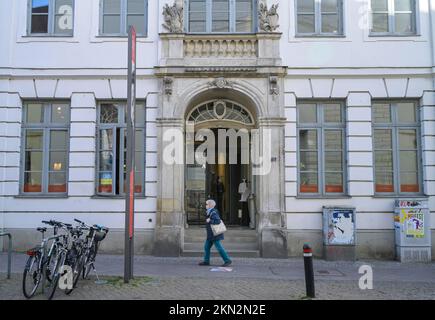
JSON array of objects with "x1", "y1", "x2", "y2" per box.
[{"x1": 303, "y1": 243, "x2": 315, "y2": 298}]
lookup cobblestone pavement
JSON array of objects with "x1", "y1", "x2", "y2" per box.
[
  {"x1": 1, "y1": 254, "x2": 435, "y2": 300},
  {"x1": 1, "y1": 273, "x2": 435, "y2": 300}
]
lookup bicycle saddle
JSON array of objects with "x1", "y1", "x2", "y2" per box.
[{"x1": 37, "y1": 227, "x2": 47, "y2": 233}]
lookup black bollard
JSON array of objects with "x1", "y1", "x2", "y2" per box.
[{"x1": 303, "y1": 243, "x2": 315, "y2": 298}]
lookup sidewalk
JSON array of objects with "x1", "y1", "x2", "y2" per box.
[{"x1": 1, "y1": 253, "x2": 435, "y2": 300}]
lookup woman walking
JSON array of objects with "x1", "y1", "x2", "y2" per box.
[{"x1": 199, "y1": 199, "x2": 232, "y2": 267}]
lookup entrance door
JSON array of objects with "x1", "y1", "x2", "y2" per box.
[{"x1": 185, "y1": 128, "x2": 250, "y2": 226}]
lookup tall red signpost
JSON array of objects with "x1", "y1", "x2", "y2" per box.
[{"x1": 124, "y1": 26, "x2": 136, "y2": 283}]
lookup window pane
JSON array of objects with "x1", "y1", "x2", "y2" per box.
[
  {"x1": 236, "y1": 20, "x2": 252, "y2": 32},
  {"x1": 324, "y1": 130, "x2": 342, "y2": 149},
  {"x1": 26, "y1": 130, "x2": 43, "y2": 149},
  {"x1": 300, "y1": 173, "x2": 318, "y2": 193},
  {"x1": 299, "y1": 130, "x2": 317, "y2": 149},
  {"x1": 325, "y1": 151, "x2": 342, "y2": 171},
  {"x1": 300, "y1": 151, "x2": 318, "y2": 171},
  {"x1": 400, "y1": 172, "x2": 419, "y2": 192},
  {"x1": 372, "y1": 13, "x2": 389, "y2": 32},
  {"x1": 103, "y1": 15, "x2": 121, "y2": 34},
  {"x1": 373, "y1": 103, "x2": 391, "y2": 123},
  {"x1": 297, "y1": 14, "x2": 315, "y2": 33},
  {"x1": 55, "y1": 0, "x2": 73, "y2": 11},
  {"x1": 298, "y1": 0, "x2": 315, "y2": 12},
  {"x1": 135, "y1": 104, "x2": 145, "y2": 125},
  {"x1": 321, "y1": 0, "x2": 338, "y2": 13},
  {"x1": 298, "y1": 104, "x2": 317, "y2": 123},
  {"x1": 100, "y1": 129, "x2": 114, "y2": 150},
  {"x1": 134, "y1": 171, "x2": 143, "y2": 193},
  {"x1": 98, "y1": 172, "x2": 113, "y2": 193},
  {"x1": 25, "y1": 151, "x2": 43, "y2": 171},
  {"x1": 103, "y1": 0, "x2": 121, "y2": 14},
  {"x1": 236, "y1": 0, "x2": 252, "y2": 13},
  {"x1": 99, "y1": 151, "x2": 113, "y2": 171},
  {"x1": 128, "y1": 0, "x2": 145, "y2": 14},
  {"x1": 374, "y1": 129, "x2": 392, "y2": 149},
  {"x1": 190, "y1": 0, "x2": 206, "y2": 12},
  {"x1": 375, "y1": 151, "x2": 393, "y2": 171},
  {"x1": 324, "y1": 104, "x2": 342, "y2": 122},
  {"x1": 26, "y1": 104, "x2": 45, "y2": 123},
  {"x1": 372, "y1": 0, "x2": 388, "y2": 11},
  {"x1": 24, "y1": 172, "x2": 42, "y2": 192},
  {"x1": 135, "y1": 152, "x2": 144, "y2": 172},
  {"x1": 399, "y1": 129, "x2": 417, "y2": 149},
  {"x1": 32, "y1": 0, "x2": 49, "y2": 13},
  {"x1": 375, "y1": 172, "x2": 394, "y2": 192},
  {"x1": 325, "y1": 173, "x2": 343, "y2": 193},
  {"x1": 100, "y1": 104, "x2": 119, "y2": 123},
  {"x1": 322, "y1": 14, "x2": 339, "y2": 33},
  {"x1": 190, "y1": 21, "x2": 206, "y2": 32},
  {"x1": 395, "y1": 0, "x2": 412, "y2": 11},
  {"x1": 127, "y1": 15, "x2": 145, "y2": 33},
  {"x1": 398, "y1": 103, "x2": 416, "y2": 122},
  {"x1": 212, "y1": 21, "x2": 229, "y2": 32},
  {"x1": 400, "y1": 151, "x2": 417, "y2": 172},
  {"x1": 55, "y1": 14, "x2": 73, "y2": 34},
  {"x1": 51, "y1": 104, "x2": 69, "y2": 123},
  {"x1": 135, "y1": 130, "x2": 145, "y2": 151},
  {"x1": 48, "y1": 172, "x2": 66, "y2": 192},
  {"x1": 31, "y1": 14, "x2": 49, "y2": 33},
  {"x1": 50, "y1": 151, "x2": 67, "y2": 171},
  {"x1": 395, "y1": 13, "x2": 413, "y2": 33},
  {"x1": 50, "y1": 131, "x2": 68, "y2": 150}
]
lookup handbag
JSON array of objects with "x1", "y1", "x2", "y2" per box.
[{"x1": 211, "y1": 220, "x2": 227, "y2": 236}]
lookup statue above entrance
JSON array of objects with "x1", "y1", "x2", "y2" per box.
[
  {"x1": 162, "y1": 0, "x2": 184, "y2": 33},
  {"x1": 258, "y1": 1, "x2": 280, "y2": 32}
]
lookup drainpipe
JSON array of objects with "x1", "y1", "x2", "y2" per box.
[{"x1": 429, "y1": 0, "x2": 435, "y2": 87}]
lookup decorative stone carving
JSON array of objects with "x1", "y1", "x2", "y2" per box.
[
  {"x1": 162, "y1": 1, "x2": 184, "y2": 33},
  {"x1": 269, "y1": 76, "x2": 279, "y2": 95},
  {"x1": 163, "y1": 77, "x2": 173, "y2": 95},
  {"x1": 184, "y1": 37, "x2": 257, "y2": 58},
  {"x1": 207, "y1": 77, "x2": 236, "y2": 89},
  {"x1": 258, "y1": 1, "x2": 280, "y2": 32}
]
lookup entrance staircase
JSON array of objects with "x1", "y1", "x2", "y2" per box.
[{"x1": 182, "y1": 227, "x2": 259, "y2": 258}]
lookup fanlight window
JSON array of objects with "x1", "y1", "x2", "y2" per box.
[{"x1": 188, "y1": 100, "x2": 254, "y2": 126}]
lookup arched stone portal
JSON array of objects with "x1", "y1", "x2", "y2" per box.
[{"x1": 153, "y1": 79, "x2": 288, "y2": 258}]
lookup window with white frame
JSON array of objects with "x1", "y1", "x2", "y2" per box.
[
  {"x1": 370, "y1": 0, "x2": 417, "y2": 35},
  {"x1": 28, "y1": 0, "x2": 74, "y2": 35},
  {"x1": 373, "y1": 102, "x2": 421, "y2": 195},
  {"x1": 100, "y1": 0, "x2": 148, "y2": 36},
  {"x1": 21, "y1": 102, "x2": 70, "y2": 194},
  {"x1": 96, "y1": 103, "x2": 145, "y2": 196},
  {"x1": 187, "y1": 0, "x2": 256, "y2": 33},
  {"x1": 297, "y1": 102, "x2": 346, "y2": 196},
  {"x1": 296, "y1": 0, "x2": 344, "y2": 36}
]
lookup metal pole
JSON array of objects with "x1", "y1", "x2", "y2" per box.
[
  {"x1": 0, "y1": 233, "x2": 12, "y2": 279},
  {"x1": 124, "y1": 25, "x2": 136, "y2": 283},
  {"x1": 303, "y1": 243, "x2": 315, "y2": 298}
]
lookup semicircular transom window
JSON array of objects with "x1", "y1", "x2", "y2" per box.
[{"x1": 188, "y1": 100, "x2": 254, "y2": 126}]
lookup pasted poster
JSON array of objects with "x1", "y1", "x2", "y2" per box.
[
  {"x1": 326, "y1": 209, "x2": 355, "y2": 245},
  {"x1": 401, "y1": 209, "x2": 424, "y2": 238}
]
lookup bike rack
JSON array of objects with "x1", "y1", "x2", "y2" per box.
[{"x1": 0, "y1": 232, "x2": 12, "y2": 279}]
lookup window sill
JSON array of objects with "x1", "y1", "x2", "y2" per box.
[
  {"x1": 91, "y1": 195, "x2": 146, "y2": 199},
  {"x1": 23, "y1": 34, "x2": 74, "y2": 38},
  {"x1": 368, "y1": 33, "x2": 420, "y2": 38},
  {"x1": 15, "y1": 194, "x2": 69, "y2": 199},
  {"x1": 372, "y1": 194, "x2": 427, "y2": 199},
  {"x1": 294, "y1": 34, "x2": 346, "y2": 38},
  {"x1": 296, "y1": 195, "x2": 351, "y2": 199}
]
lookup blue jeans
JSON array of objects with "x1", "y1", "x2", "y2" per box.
[{"x1": 203, "y1": 239, "x2": 231, "y2": 264}]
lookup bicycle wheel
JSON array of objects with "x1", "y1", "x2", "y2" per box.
[
  {"x1": 44, "y1": 250, "x2": 66, "y2": 300},
  {"x1": 82, "y1": 243, "x2": 97, "y2": 279},
  {"x1": 65, "y1": 250, "x2": 84, "y2": 295},
  {"x1": 22, "y1": 255, "x2": 42, "y2": 299}
]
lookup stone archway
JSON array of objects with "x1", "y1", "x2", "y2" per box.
[{"x1": 152, "y1": 79, "x2": 288, "y2": 258}]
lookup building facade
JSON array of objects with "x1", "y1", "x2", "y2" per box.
[{"x1": 1, "y1": 0, "x2": 434, "y2": 259}]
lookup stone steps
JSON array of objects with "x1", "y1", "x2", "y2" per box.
[{"x1": 183, "y1": 227, "x2": 259, "y2": 258}]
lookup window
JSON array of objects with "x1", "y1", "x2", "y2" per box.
[
  {"x1": 373, "y1": 102, "x2": 421, "y2": 194},
  {"x1": 370, "y1": 0, "x2": 417, "y2": 35},
  {"x1": 28, "y1": 0, "x2": 74, "y2": 35},
  {"x1": 96, "y1": 103, "x2": 145, "y2": 196},
  {"x1": 21, "y1": 102, "x2": 70, "y2": 194},
  {"x1": 187, "y1": 0, "x2": 256, "y2": 33},
  {"x1": 100, "y1": 0, "x2": 148, "y2": 36},
  {"x1": 296, "y1": 0, "x2": 344, "y2": 36},
  {"x1": 298, "y1": 102, "x2": 346, "y2": 195}
]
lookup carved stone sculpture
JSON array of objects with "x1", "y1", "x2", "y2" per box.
[
  {"x1": 258, "y1": 2, "x2": 280, "y2": 32},
  {"x1": 162, "y1": 1, "x2": 184, "y2": 33},
  {"x1": 207, "y1": 77, "x2": 235, "y2": 89}
]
